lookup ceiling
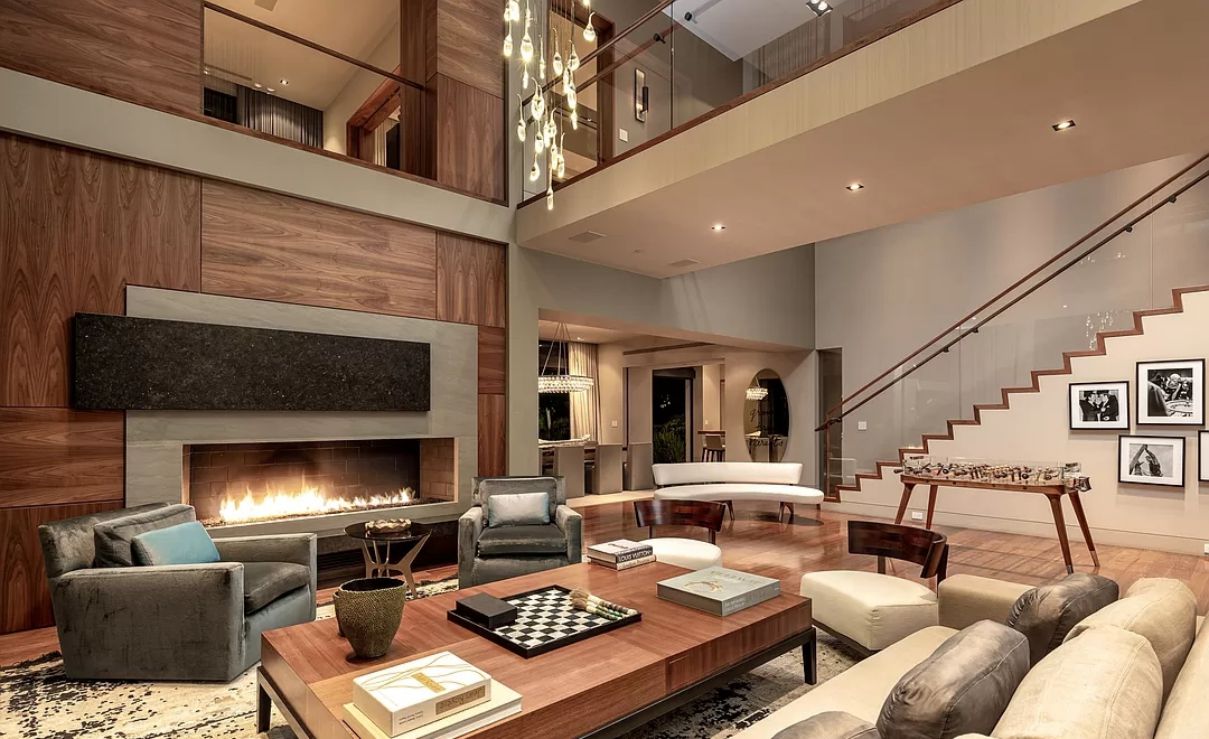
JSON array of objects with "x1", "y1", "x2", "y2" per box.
[
  {"x1": 665, "y1": 0, "x2": 818, "y2": 61},
  {"x1": 205, "y1": 0, "x2": 398, "y2": 110},
  {"x1": 538, "y1": 319, "x2": 645, "y2": 345},
  {"x1": 519, "y1": 0, "x2": 1209, "y2": 278}
]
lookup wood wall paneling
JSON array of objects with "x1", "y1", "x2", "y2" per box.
[
  {"x1": 436, "y1": 0, "x2": 504, "y2": 96},
  {"x1": 478, "y1": 326, "x2": 506, "y2": 395},
  {"x1": 0, "y1": 0, "x2": 202, "y2": 117},
  {"x1": 200, "y1": 181, "x2": 438, "y2": 319},
  {"x1": 1, "y1": 501, "x2": 121, "y2": 633},
  {"x1": 435, "y1": 74, "x2": 505, "y2": 202},
  {"x1": 0, "y1": 409, "x2": 124, "y2": 508},
  {"x1": 0, "y1": 134, "x2": 202, "y2": 406},
  {"x1": 478, "y1": 393, "x2": 506, "y2": 477},
  {"x1": 436, "y1": 234, "x2": 506, "y2": 328}
]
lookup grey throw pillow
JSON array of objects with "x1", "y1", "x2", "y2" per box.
[
  {"x1": 1006, "y1": 572, "x2": 1118, "y2": 665},
  {"x1": 774, "y1": 711, "x2": 880, "y2": 738},
  {"x1": 486, "y1": 492, "x2": 551, "y2": 527},
  {"x1": 93, "y1": 504, "x2": 197, "y2": 567},
  {"x1": 877, "y1": 620, "x2": 1029, "y2": 739}
]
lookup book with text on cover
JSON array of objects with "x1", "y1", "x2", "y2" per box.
[
  {"x1": 352, "y1": 651, "x2": 491, "y2": 736},
  {"x1": 656, "y1": 567, "x2": 780, "y2": 616},
  {"x1": 345, "y1": 681, "x2": 522, "y2": 739},
  {"x1": 587, "y1": 539, "x2": 654, "y2": 563}
]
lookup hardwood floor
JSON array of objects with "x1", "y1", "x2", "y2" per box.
[{"x1": 3, "y1": 501, "x2": 1207, "y2": 667}]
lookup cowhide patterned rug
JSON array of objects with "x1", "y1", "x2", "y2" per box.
[{"x1": 1, "y1": 578, "x2": 860, "y2": 739}]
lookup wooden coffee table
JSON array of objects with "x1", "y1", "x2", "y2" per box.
[{"x1": 258, "y1": 562, "x2": 815, "y2": 738}]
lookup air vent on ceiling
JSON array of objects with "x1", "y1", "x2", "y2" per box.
[
  {"x1": 668, "y1": 258, "x2": 701, "y2": 268},
  {"x1": 569, "y1": 230, "x2": 606, "y2": 243},
  {"x1": 255, "y1": 0, "x2": 279, "y2": 9}
]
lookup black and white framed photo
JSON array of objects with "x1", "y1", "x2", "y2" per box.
[
  {"x1": 1119, "y1": 434, "x2": 1186, "y2": 487},
  {"x1": 1200, "y1": 432, "x2": 1209, "y2": 483},
  {"x1": 1136, "y1": 359, "x2": 1205, "y2": 426},
  {"x1": 1069, "y1": 381, "x2": 1130, "y2": 430}
]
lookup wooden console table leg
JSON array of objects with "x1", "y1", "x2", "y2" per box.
[
  {"x1": 925, "y1": 485, "x2": 938, "y2": 529},
  {"x1": 1047, "y1": 495, "x2": 1074, "y2": 574},
  {"x1": 1067, "y1": 492, "x2": 1100, "y2": 568},
  {"x1": 894, "y1": 483, "x2": 915, "y2": 524}
]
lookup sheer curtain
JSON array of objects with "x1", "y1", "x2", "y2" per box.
[{"x1": 568, "y1": 342, "x2": 599, "y2": 440}]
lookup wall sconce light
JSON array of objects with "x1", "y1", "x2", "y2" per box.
[{"x1": 634, "y1": 69, "x2": 648, "y2": 122}]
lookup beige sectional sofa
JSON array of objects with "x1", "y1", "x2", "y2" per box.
[{"x1": 733, "y1": 574, "x2": 1207, "y2": 739}]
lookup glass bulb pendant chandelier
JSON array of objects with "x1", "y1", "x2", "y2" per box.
[
  {"x1": 746, "y1": 386, "x2": 769, "y2": 401},
  {"x1": 539, "y1": 322, "x2": 594, "y2": 394}
]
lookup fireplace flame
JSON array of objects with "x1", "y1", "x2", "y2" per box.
[{"x1": 216, "y1": 486, "x2": 416, "y2": 525}]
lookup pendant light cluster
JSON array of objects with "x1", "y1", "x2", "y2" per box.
[{"x1": 504, "y1": 0, "x2": 595, "y2": 211}]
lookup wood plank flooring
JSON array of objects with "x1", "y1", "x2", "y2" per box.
[{"x1": 3, "y1": 501, "x2": 1207, "y2": 667}]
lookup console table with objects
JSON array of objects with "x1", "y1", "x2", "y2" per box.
[
  {"x1": 894, "y1": 459, "x2": 1097, "y2": 574},
  {"x1": 258, "y1": 562, "x2": 815, "y2": 738}
]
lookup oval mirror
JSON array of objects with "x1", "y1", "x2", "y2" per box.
[{"x1": 744, "y1": 369, "x2": 789, "y2": 462}]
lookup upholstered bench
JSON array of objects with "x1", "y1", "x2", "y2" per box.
[{"x1": 652, "y1": 462, "x2": 824, "y2": 521}]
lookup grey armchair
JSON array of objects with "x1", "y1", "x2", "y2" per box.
[
  {"x1": 459, "y1": 476, "x2": 583, "y2": 587},
  {"x1": 39, "y1": 503, "x2": 316, "y2": 682}
]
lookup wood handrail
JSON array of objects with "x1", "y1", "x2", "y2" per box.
[
  {"x1": 815, "y1": 152, "x2": 1209, "y2": 432},
  {"x1": 203, "y1": 2, "x2": 426, "y2": 93}
]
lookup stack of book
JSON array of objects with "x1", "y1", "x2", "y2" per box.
[
  {"x1": 343, "y1": 651, "x2": 522, "y2": 739},
  {"x1": 587, "y1": 539, "x2": 655, "y2": 570}
]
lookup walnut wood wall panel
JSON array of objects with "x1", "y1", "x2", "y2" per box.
[
  {"x1": 478, "y1": 326, "x2": 507, "y2": 395},
  {"x1": 436, "y1": 234, "x2": 506, "y2": 328},
  {"x1": 435, "y1": 74, "x2": 505, "y2": 202},
  {"x1": 0, "y1": 0, "x2": 201, "y2": 117},
  {"x1": 478, "y1": 394, "x2": 507, "y2": 477},
  {"x1": 0, "y1": 501, "x2": 121, "y2": 632},
  {"x1": 0, "y1": 409, "x2": 124, "y2": 509},
  {"x1": 436, "y1": 0, "x2": 504, "y2": 96},
  {"x1": 201, "y1": 181, "x2": 438, "y2": 319},
  {"x1": 0, "y1": 134, "x2": 202, "y2": 407}
]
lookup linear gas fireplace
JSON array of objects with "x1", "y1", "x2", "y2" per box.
[{"x1": 185, "y1": 438, "x2": 456, "y2": 528}]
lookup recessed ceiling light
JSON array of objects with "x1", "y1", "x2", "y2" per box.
[
  {"x1": 711, "y1": 224, "x2": 726, "y2": 232},
  {"x1": 576, "y1": 336, "x2": 583, "y2": 341},
  {"x1": 254, "y1": 82, "x2": 263, "y2": 88},
  {"x1": 266, "y1": 87, "x2": 276, "y2": 93},
  {"x1": 1052, "y1": 119, "x2": 1076, "y2": 132},
  {"x1": 280, "y1": 78, "x2": 290, "y2": 85},
  {"x1": 203, "y1": 68, "x2": 210, "y2": 75},
  {"x1": 846, "y1": 182, "x2": 864, "y2": 191}
]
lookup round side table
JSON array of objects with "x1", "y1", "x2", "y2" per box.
[{"x1": 344, "y1": 522, "x2": 431, "y2": 597}]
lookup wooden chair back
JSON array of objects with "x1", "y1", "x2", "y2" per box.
[
  {"x1": 633, "y1": 499, "x2": 727, "y2": 544},
  {"x1": 847, "y1": 520, "x2": 948, "y2": 582}
]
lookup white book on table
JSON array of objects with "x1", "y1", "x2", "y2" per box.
[{"x1": 344, "y1": 681, "x2": 522, "y2": 739}]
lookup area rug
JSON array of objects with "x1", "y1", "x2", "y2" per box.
[{"x1": 0, "y1": 577, "x2": 860, "y2": 739}]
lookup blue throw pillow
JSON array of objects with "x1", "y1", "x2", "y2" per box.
[
  {"x1": 486, "y1": 492, "x2": 551, "y2": 527},
  {"x1": 131, "y1": 521, "x2": 221, "y2": 566}
]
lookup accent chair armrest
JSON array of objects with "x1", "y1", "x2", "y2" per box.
[
  {"x1": 938, "y1": 574, "x2": 1033, "y2": 630},
  {"x1": 458, "y1": 507, "x2": 485, "y2": 584},
  {"x1": 555, "y1": 505, "x2": 583, "y2": 563},
  {"x1": 213, "y1": 533, "x2": 317, "y2": 599}
]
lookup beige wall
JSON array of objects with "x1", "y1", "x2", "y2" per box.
[
  {"x1": 323, "y1": 21, "x2": 402, "y2": 155},
  {"x1": 597, "y1": 342, "x2": 626, "y2": 444},
  {"x1": 835, "y1": 288, "x2": 1209, "y2": 554}
]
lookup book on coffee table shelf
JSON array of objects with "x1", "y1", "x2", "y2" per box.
[
  {"x1": 351, "y1": 651, "x2": 492, "y2": 737},
  {"x1": 586, "y1": 539, "x2": 653, "y2": 565},
  {"x1": 344, "y1": 681, "x2": 522, "y2": 739},
  {"x1": 656, "y1": 567, "x2": 780, "y2": 616},
  {"x1": 591, "y1": 553, "x2": 656, "y2": 570}
]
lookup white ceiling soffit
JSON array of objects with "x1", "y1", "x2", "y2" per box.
[{"x1": 664, "y1": 0, "x2": 818, "y2": 61}]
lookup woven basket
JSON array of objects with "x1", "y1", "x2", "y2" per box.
[{"x1": 333, "y1": 577, "x2": 408, "y2": 659}]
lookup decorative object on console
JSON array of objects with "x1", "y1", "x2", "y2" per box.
[
  {"x1": 351, "y1": 651, "x2": 491, "y2": 736},
  {"x1": 657, "y1": 566, "x2": 780, "y2": 617},
  {"x1": 1201, "y1": 431, "x2": 1209, "y2": 482},
  {"x1": 366, "y1": 519, "x2": 413, "y2": 534},
  {"x1": 570, "y1": 588, "x2": 638, "y2": 620},
  {"x1": 1068, "y1": 380, "x2": 1130, "y2": 430},
  {"x1": 333, "y1": 578, "x2": 408, "y2": 660},
  {"x1": 1119, "y1": 434, "x2": 1186, "y2": 487},
  {"x1": 454, "y1": 594, "x2": 519, "y2": 629},
  {"x1": 1136, "y1": 358, "x2": 1204, "y2": 425},
  {"x1": 446, "y1": 584, "x2": 641, "y2": 658}
]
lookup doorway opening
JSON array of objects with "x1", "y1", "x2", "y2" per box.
[
  {"x1": 818, "y1": 348, "x2": 845, "y2": 497},
  {"x1": 653, "y1": 368, "x2": 694, "y2": 464}
]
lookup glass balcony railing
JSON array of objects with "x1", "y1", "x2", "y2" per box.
[{"x1": 521, "y1": 0, "x2": 959, "y2": 202}]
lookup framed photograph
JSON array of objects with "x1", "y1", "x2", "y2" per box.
[
  {"x1": 1119, "y1": 434, "x2": 1186, "y2": 487},
  {"x1": 1069, "y1": 381, "x2": 1130, "y2": 430},
  {"x1": 1201, "y1": 432, "x2": 1209, "y2": 483},
  {"x1": 1136, "y1": 359, "x2": 1204, "y2": 425}
]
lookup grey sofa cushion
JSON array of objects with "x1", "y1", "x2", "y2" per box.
[
  {"x1": 877, "y1": 620, "x2": 1030, "y2": 739},
  {"x1": 1006, "y1": 572, "x2": 1118, "y2": 665},
  {"x1": 475, "y1": 476, "x2": 564, "y2": 516},
  {"x1": 774, "y1": 711, "x2": 880, "y2": 738},
  {"x1": 40, "y1": 503, "x2": 178, "y2": 579},
  {"x1": 486, "y1": 492, "x2": 551, "y2": 527},
  {"x1": 243, "y1": 561, "x2": 311, "y2": 613},
  {"x1": 93, "y1": 504, "x2": 196, "y2": 567},
  {"x1": 477, "y1": 524, "x2": 567, "y2": 556}
]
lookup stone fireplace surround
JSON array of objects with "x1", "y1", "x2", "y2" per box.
[{"x1": 123, "y1": 287, "x2": 477, "y2": 539}]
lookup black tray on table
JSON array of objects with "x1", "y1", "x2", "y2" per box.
[{"x1": 446, "y1": 584, "x2": 642, "y2": 658}]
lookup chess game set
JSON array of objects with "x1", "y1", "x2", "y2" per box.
[{"x1": 447, "y1": 586, "x2": 642, "y2": 658}]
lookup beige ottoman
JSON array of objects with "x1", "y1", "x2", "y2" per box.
[
  {"x1": 800, "y1": 570, "x2": 938, "y2": 651},
  {"x1": 641, "y1": 537, "x2": 723, "y2": 570}
]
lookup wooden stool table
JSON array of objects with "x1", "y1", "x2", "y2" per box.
[{"x1": 894, "y1": 475, "x2": 1099, "y2": 574}]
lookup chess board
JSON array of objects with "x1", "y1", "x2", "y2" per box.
[{"x1": 447, "y1": 585, "x2": 642, "y2": 658}]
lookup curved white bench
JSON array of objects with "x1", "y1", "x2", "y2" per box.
[{"x1": 652, "y1": 462, "x2": 824, "y2": 521}]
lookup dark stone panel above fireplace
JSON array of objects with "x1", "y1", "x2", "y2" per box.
[{"x1": 72, "y1": 313, "x2": 430, "y2": 411}]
